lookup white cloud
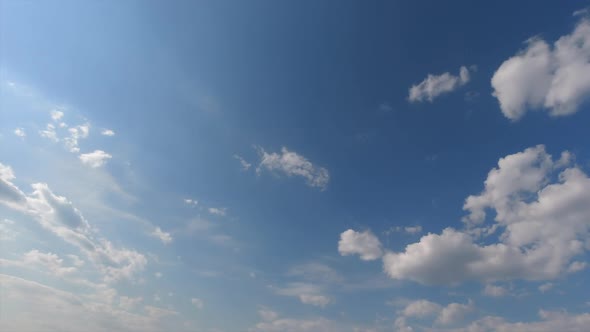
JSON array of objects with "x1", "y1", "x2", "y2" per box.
[
  {"x1": 151, "y1": 227, "x2": 173, "y2": 244},
  {"x1": 408, "y1": 66, "x2": 472, "y2": 102},
  {"x1": 539, "y1": 282, "x2": 554, "y2": 293},
  {"x1": 234, "y1": 154, "x2": 252, "y2": 171},
  {"x1": 436, "y1": 301, "x2": 474, "y2": 326},
  {"x1": 0, "y1": 219, "x2": 18, "y2": 240},
  {"x1": 256, "y1": 146, "x2": 329, "y2": 190},
  {"x1": 298, "y1": 294, "x2": 330, "y2": 307},
  {"x1": 375, "y1": 145, "x2": 590, "y2": 285},
  {"x1": 65, "y1": 123, "x2": 90, "y2": 153},
  {"x1": 183, "y1": 198, "x2": 198, "y2": 206},
  {"x1": 491, "y1": 18, "x2": 590, "y2": 120},
  {"x1": 250, "y1": 310, "x2": 339, "y2": 332},
  {"x1": 79, "y1": 150, "x2": 112, "y2": 168},
  {"x1": 0, "y1": 164, "x2": 147, "y2": 284},
  {"x1": 39, "y1": 123, "x2": 59, "y2": 142},
  {"x1": 338, "y1": 229, "x2": 383, "y2": 261},
  {"x1": 119, "y1": 296, "x2": 143, "y2": 310},
  {"x1": 208, "y1": 207, "x2": 227, "y2": 216},
  {"x1": 567, "y1": 261, "x2": 587, "y2": 273},
  {"x1": 398, "y1": 299, "x2": 473, "y2": 326},
  {"x1": 273, "y1": 282, "x2": 331, "y2": 308},
  {"x1": 191, "y1": 298, "x2": 204, "y2": 309},
  {"x1": 483, "y1": 284, "x2": 508, "y2": 297},
  {"x1": 101, "y1": 129, "x2": 115, "y2": 136},
  {"x1": 402, "y1": 299, "x2": 442, "y2": 318},
  {"x1": 50, "y1": 110, "x2": 64, "y2": 121},
  {"x1": 13, "y1": 127, "x2": 26, "y2": 137},
  {"x1": 0, "y1": 274, "x2": 187, "y2": 332},
  {"x1": 448, "y1": 310, "x2": 590, "y2": 332},
  {"x1": 155, "y1": 272, "x2": 162, "y2": 279}
]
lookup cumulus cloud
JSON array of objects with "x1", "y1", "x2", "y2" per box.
[
  {"x1": 151, "y1": 227, "x2": 173, "y2": 244},
  {"x1": 183, "y1": 198, "x2": 198, "y2": 207},
  {"x1": 256, "y1": 146, "x2": 329, "y2": 190},
  {"x1": 79, "y1": 150, "x2": 112, "y2": 168},
  {"x1": 483, "y1": 284, "x2": 508, "y2": 297},
  {"x1": 273, "y1": 283, "x2": 331, "y2": 308},
  {"x1": 408, "y1": 66, "x2": 472, "y2": 102},
  {"x1": 13, "y1": 127, "x2": 26, "y2": 137},
  {"x1": 101, "y1": 129, "x2": 115, "y2": 136},
  {"x1": 50, "y1": 110, "x2": 64, "y2": 121},
  {"x1": 65, "y1": 124, "x2": 90, "y2": 153},
  {"x1": 0, "y1": 163, "x2": 147, "y2": 284},
  {"x1": 119, "y1": 296, "x2": 143, "y2": 310},
  {"x1": 250, "y1": 310, "x2": 339, "y2": 332},
  {"x1": 338, "y1": 229, "x2": 383, "y2": 261},
  {"x1": 492, "y1": 18, "x2": 590, "y2": 120},
  {"x1": 39, "y1": 123, "x2": 59, "y2": 142},
  {"x1": 208, "y1": 207, "x2": 227, "y2": 216},
  {"x1": 0, "y1": 274, "x2": 186, "y2": 332},
  {"x1": 398, "y1": 299, "x2": 473, "y2": 326},
  {"x1": 343, "y1": 146, "x2": 590, "y2": 286}
]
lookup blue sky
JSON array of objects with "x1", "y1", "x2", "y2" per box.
[{"x1": 1, "y1": 1, "x2": 590, "y2": 331}]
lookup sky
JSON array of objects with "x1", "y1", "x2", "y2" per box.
[{"x1": 1, "y1": 1, "x2": 590, "y2": 331}]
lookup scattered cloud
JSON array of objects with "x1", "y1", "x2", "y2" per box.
[
  {"x1": 79, "y1": 150, "x2": 112, "y2": 168},
  {"x1": 408, "y1": 66, "x2": 472, "y2": 103},
  {"x1": 101, "y1": 129, "x2": 115, "y2": 136},
  {"x1": 342, "y1": 145, "x2": 590, "y2": 286},
  {"x1": 50, "y1": 110, "x2": 64, "y2": 121},
  {"x1": 39, "y1": 123, "x2": 59, "y2": 142},
  {"x1": 492, "y1": 18, "x2": 590, "y2": 120},
  {"x1": 338, "y1": 229, "x2": 383, "y2": 261},
  {"x1": 273, "y1": 282, "x2": 331, "y2": 308},
  {"x1": 183, "y1": 198, "x2": 198, "y2": 207},
  {"x1": 151, "y1": 227, "x2": 173, "y2": 244},
  {"x1": 256, "y1": 146, "x2": 329, "y2": 190},
  {"x1": 13, "y1": 127, "x2": 26, "y2": 137},
  {"x1": 0, "y1": 163, "x2": 147, "y2": 283},
  {"x1": 234, "y1": 154, "x2": 252, "y2": 171},
  {"x1": 208, "y1": 207, "x2": 227, "y2": 217},
  {"x1": 119, "y1": 296, "x2": 143, "y2": 310},
  {"x1": 539, "y1": 282, "x2": 554, "y2": 293},
  {"x1": 64, "y1": 123, "x2": 90, "y2": 153},
  {"x1": 483, "y1": 284, "x2": 508, "y2": 297},
  {"x1": 397, "y1": 299, "x2": 474, "y2": 327}
]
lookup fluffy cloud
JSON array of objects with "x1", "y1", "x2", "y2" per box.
[
  {"x1": 402, "y1": 300, "x2": 442, "y2": 318},
  {"x1": 256, "y1": 146, "x2": 329, "y2": 190},
  {"x1": 79, "y1": 150, "x2": 112, "y2": 168},
  {"x1": 119, "y1": 296, "x2": 143, "y2": 310},
  {"x1": 234, "y1": 154, "x2": 252, "y2": 171},
  {"x1": 0, "y1": 274, "x2": 189, "y2": 332},
  {"x1": 64, "y1": 124, "x2": 90, "y2": 153},
  {"x1": 14, "y1": 127, "x2": 26, "y2": 137},
  {"x1": 101, "y1": 129, "x2": 115, "y2": 136},
  {"x1": 39, "y1": 123, "x2": 59, "y2": 142},
  {"x1": 448, "y1": 310, "x2": 590, "y2": 332},
  {"x1": 250, "y1": 310, "x2": 339, "y2": 332},
  {"x1": 151, "y1": 227, "x2": 173, "y2": 244},
  {"x1": 483, "y1": 284, "x2": 508, "y2": 297},
  {"x1": 208, "y1": 207, "x2": 227, "y2": 216},
  {"x1": 273, "y1": 282, "x2": 331, "y2": 308},
  {"x1": 491, "y1": 18, "x2": 590, "y2": 120},
  {"x1": 50, "y1": 110, "x2": 64, "y2": 121},
  {"x1": 398, "y1": 299, "x2": 473, "y2": 327},
  {"x1": 408, "y1": 66, "x2": 472, "y2": 102},
  {"x1": 338, "y1": 229, "x2": 383, "y2": 261},
  {"x1": 343, "y1": 146, "x2": 590, "y2": 285},
  {"x1": 0, "y1": 163, "x2": 146, "y2": 284}
]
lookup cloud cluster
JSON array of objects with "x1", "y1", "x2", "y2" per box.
[
  {"x1": 409, "y1": 66, "x2": 472, "y2": 102},
  {"x1": 492, "y1": 18, "x2": 590, "y2": 120},
  {"x1": 338, "y1": 229, "x2": 383, "y2": 261},
  {"x1": 256, "y1": 146, "x2": 330, "y2": 190},
  {"x1": 0, "y1": 162, "x2": 147, "y2": 283},
  {"x1": 340, "y1": 146, "x2": 590, "y2": 285}
]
